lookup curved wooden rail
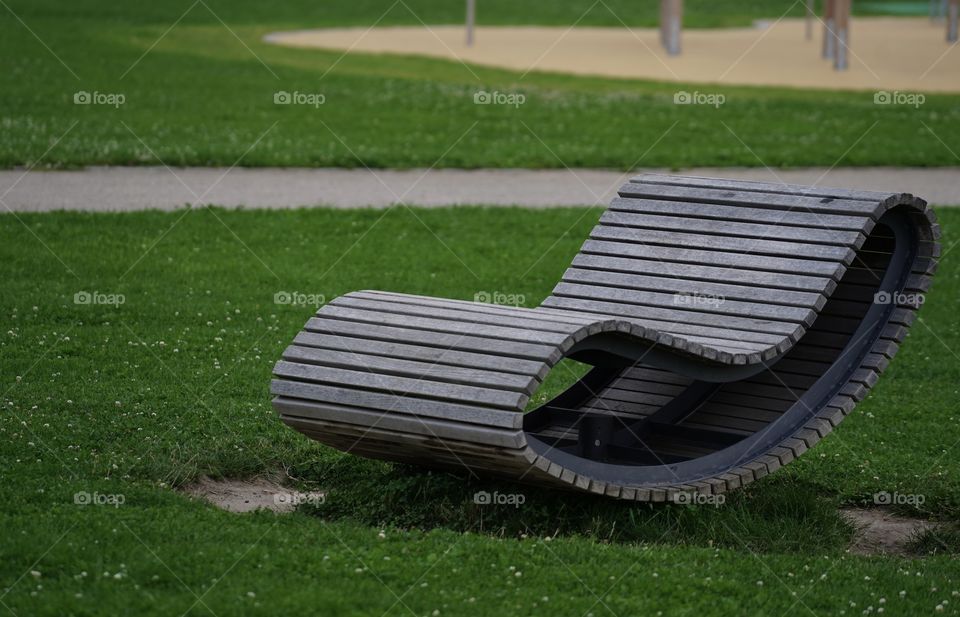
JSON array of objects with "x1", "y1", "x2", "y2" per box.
[{"x1": 271, "y1": 174, "x2": 940, "y2": 501}]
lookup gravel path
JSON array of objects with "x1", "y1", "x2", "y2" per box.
[{"x1": 2, "y1": 166, "x2": 957, "y2": 212}]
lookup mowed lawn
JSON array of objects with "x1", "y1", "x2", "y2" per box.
[
  {"x1": 1, "y1": 0, "x2": 959, "y2": 169},
  {"x1": 1, "y1": 205, "x2": 959, "y2": 615}
]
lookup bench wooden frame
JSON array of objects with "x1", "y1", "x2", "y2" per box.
[{"x1": 271, "y1": 174, "x2": 940, "y2": 501}]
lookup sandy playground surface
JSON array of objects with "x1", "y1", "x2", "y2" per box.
[{"x1": 265, "y1": 17, "x2": 959, "y2": 92}]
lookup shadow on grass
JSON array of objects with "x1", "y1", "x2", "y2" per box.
[
  {"x1": 293, "y1": 456, "x2": 854, "y2": 555},
  {"x1": 910, "y1": 527, "x2": 960, "y2": 556}
]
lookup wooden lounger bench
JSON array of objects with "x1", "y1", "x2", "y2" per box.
[{"x1": 271, "y1": 174, "x2": 940, "y2": 501}]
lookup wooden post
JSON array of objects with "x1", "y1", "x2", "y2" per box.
[
  {"x1": 806, "y1": 0, "x2": 815, "y2": 40},
  {"x1": 660, "y1": 0, "x2": 682, "y2": 56},
  {"x1": 949, "y1": 0, "x2": 959, "y2": 42},
  {"x1": 466, "y1": 0, "x2": 475, "y2": 47},
  {"x1": 822, "y1": 0, "x2": 836, "y2": 58},
  {"x1": 834, "y1": 0, "x2": 850, "y2": 70}
]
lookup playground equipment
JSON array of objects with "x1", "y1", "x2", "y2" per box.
[
  {"x1": 460, "y1": 1, "x2": 955, "y2": 69},
  {"x1": 466, "y1": 0, "x2": 475, "y2": 47},
  {"x1": 949, "y1": 0, "x2": 959, "y2": 41},
  {"x1": 822, "y1": 0, "x2": 852, "y2": 70},
  {"x1": 660, "y1": 0, "x2": 683, "y2": 55}
]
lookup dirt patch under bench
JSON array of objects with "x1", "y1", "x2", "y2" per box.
[
  {"x1": 183, "y1": 475, "x2": 325, "y2": 514},
  {"x1": 841, "y1": 507, "x2": 939, "y2": 556}
]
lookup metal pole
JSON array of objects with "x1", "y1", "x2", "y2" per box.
[
  {"x1": 466, "y1": 0, "x2": 475, "y2": 47},
  {"x1": 806, "y1": 0, "x2": 815, "y2": 40},
  {"x1": 834, "y1": 0, "x2": 850, "y2": 71},
  {"x1": 949, "y1": 0, "x2": 959, "y2": 42},
  {"x1": 822, "y1": 0, "x2": 836, "y2": 59},
  {"x1": 663, "y1": 0, "x2": 682, "y2": 56}
]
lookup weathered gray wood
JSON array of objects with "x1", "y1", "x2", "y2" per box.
[
  {"x1": 540, "y1": 296, "x2": 800, "y2": 340},
  {"x1": 590, "y1": 225, "x2": 856, "y2": 262},
  {"x1": 600, "y1": 210, "x2": 865, "y2": 247},
  {"x1": 580, "y1": 239, "x2": 845, "y2": 278},
  {"x1": 661, "y1": 335, "x2": 770, "y2": 354},
  {"x1": 355, "y1": 291, "x2": 594, "y2": 326},
  {"x1": 303, "y1": 319, "x2": 561, "y2": 362},
  {"x1": 548, "y1": 285, "x2": 814, "y2": 328},
  {"x1": 277, "y1": 404, "x2": 527, "y2": 451},
  {"x1": 332, "y1": 295, "x2": 579, "y2": 333},
  {"x1": 570, "y1": 254, "x2": 837, "y2": 293},
  {"x1": 270, "y1": 383, "x2": 522, "y2": 428},
  {"x1": 271, "y1": 173, "x2": 937, "y2": 503},
  {"x1": 620, "y1": 181, "x2": 885, "y2": 215},
  {"x1": 292, "y1": 331, "x2": 548, "y2": 377},
  {"x1": 276, "y1": 399, "x2": 526, "y2": 448},
  {"x1": 581, "y1": 239, "x2": 845, "y2": 280},
  {"x1": 560, "y1": 268, "x2": 827, "y2": 309},
  {"x1": 595, "y1": 388, "x2": 681, "y2": 408},
  {"x1": 629, "y1": 173, "x2": 891, "y2": 202},
  {"x1": 692, "y1": 402, "x2": 784, "y2": 423},
  {"x1": 309, "y1": 309, "x2": 573, "y2": 346},
  {"x1": 274, "y1": 361, "x2": 527, "y2": 409},
  {"x1": 608, "y1": 196, "x2": 870, "y2": 230},
  {"x1": 282, "y1": 345, "x2": 536, "y2": 393}
]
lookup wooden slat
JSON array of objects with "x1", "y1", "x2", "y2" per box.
[
  {"x1": 561, "y1": 268, "x2": 826, "y2": 309},
  {"x1": 580, "y1": 239, "x2": 845, "y2": 278},
  {"x1": 591, "y1": 225, "x2": 855, "y2": 261},
  {"x1": 608, "y1": 196, "x2": 871, "y2": 230},
  {"x1": 303, "y1": 319, "x2": 560, "y2": 362},
  {"x1": 354, "y1": 291, "x2": 593, "y2": 326},
  {"x1": 282, "y1": 345, "x2": 535, "y2": 393},
  {"x1": 292, "y1": 331, "x2": 547, "y2": 377},
  {"x1": 541, "y1": 296, "x2": 802, "y2": 338},
  {"x1": 600, "y1": 209, "x2": 864, "y2": 246},
  {"x1": 269, "y1": 383, "x2": 522, "y2": 429},
  {"x1": 277, "y1": 404, "x2": 526, "y2": 451},
  {"x1": 309, "y1": 309, "x2": 572, "y2": 346},
  {"x1": 273, "y1": 361, "x2": 526, "y2": 409},
  {"x1": 570, "y1": 253, "x2": 837, "y2": 293},
  {"x1": 331, "y1": 296, "x2": 577, "y2": 333},
  {"x1": 551, "y1": 283, "x2": 815, "y2": 326},
  {"x1": 627, "y1": 174, "x2": 890, "y2": 205}
]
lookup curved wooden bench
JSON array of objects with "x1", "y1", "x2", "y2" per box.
[{"x1": 271, "y1": 174, "x2": 940, "y2": 501}]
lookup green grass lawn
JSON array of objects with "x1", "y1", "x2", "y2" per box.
[
  {"x1": 2, "y1": 0, "x2": 959, "y2": 169},
  {"x1": 2, "y1": 205, "x2": 960, "y2": 615}
]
